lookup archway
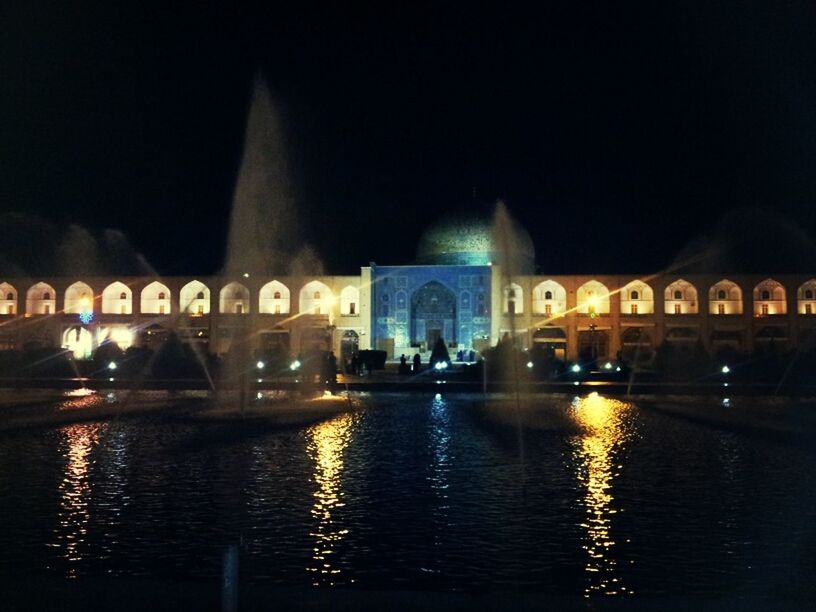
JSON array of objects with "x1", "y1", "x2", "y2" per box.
[
  {"x1": 532, "y1": 326, "x2": 567, "y2": 360},
  {"x1": 340, "y1": 330, "x2": 359, "y2": 371},
  {"x1": 180, "y1": 280, "x2": 210, "y2": 315},
  {"x1": 65, "y1": 281, "x2": 94, "y2": 315},
  {"x1": 0, "y1": 282, "x2": 17, "y2": 316},
  {"x1": 220, "y1": 282, "x2": 250, "y2": 314},
  {"x1": 259, "y1": 280, "x2": 290, "y2": 314},
  {"x1": 411, "y1": 281, "x2": 456, "y2": 349},
  {"x1": 141, "y1": 281, "x2": 172, "y2": 315},
  {"x1": 620, "y1": 326, "x2": 654, "y2": 364},
  {"x1": 102, "y1": 281, "x2": 132, "y2": 314},
  {"x1": 26, "y1": 282, "x2": 56, "y2": 315},
  {"x1": 63, "y1": 326, "x2": 93, "y2": 359}
]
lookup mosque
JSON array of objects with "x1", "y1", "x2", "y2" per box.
[{"x1": 1, "y1": 213, "x2": 815, "y2": 368}]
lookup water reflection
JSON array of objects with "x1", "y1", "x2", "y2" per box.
[
  {"x1": 429, "y1": 393, "x2": 451, "y2": 497},
  {"x1": 306, "y1": 412, "x2": 354, "y2": 585},
  {"x1": 51, "y1": 422, "x2": 106, "y2": 578},
  {"x1": 428, "y1": 393, "x2": 451, "y2": 553},
  {"x1": 570, "y1": 392, "x2": 633, "y2": 597}
]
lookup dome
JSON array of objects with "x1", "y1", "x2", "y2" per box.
[{"x1": 416, "y1": 212, "x2": 535, "y2": 271}]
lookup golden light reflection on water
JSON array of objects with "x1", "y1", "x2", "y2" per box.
[
  {"x1": 570, "y1": 392, "x2": 634, "y2": 598},
  {"x1": 306, "y1": 412, "x2": 354, "y2": 585},
  {"x1": 51, "y1": 422, "x2": 106, "y2": 578}
]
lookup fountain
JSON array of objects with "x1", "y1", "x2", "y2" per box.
[
  {"x1": 490, "y1": 201, "x2": 533, "y2": 498},
  {"x1": 217, "y1": 75, "x2": 299, "y2": 411}
]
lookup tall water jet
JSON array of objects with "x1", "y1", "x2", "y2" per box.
[
  {"x1": 222, "y1": 75, "x2": 299, "y2": 278},
  {"x1": 219, "y1": 75, "x2": 300, "y2": 408},
  {"x1": 490, "y1": 201, "x2": 533, "y2": 499}
]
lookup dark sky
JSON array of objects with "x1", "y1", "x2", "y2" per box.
[{"x1": 3, "y1": 3, "x2": 816, "y2": 276}]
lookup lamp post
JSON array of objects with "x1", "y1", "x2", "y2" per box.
[{"x1": 589, "y1": 321, "x2": 598, "y2": 369}]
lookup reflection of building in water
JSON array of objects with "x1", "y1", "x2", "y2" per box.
[
  {"x1": 306, "y1": 412, "x2": 354, "y2": 585},
  {"x1": 570, "y1": 393, "x2": 633, "y2": 598},
  {"x1": 52, "y1": 422, "x2": 106, "y2": 578}
]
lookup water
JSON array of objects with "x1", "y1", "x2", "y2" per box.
[{"x1": 0, "y1": 392, "x2": 814, "y2": 605}]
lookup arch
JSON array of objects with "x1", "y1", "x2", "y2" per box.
[
  {"x1": 340, "y1": 285, "x2": 359, "y2": 316},
  {"x1": 26, "y1": 282, "x2": 56, "y2": 315},
  {"x1": 299, "y1": 280, "x2": 333, "y2": 315},
  {"x1": 709, "y1": 279, "x2": 743, "y2": 315},
  {"x1": 97, "y1": 325, "x2": 135, "y2": 350},
  {"x1": 141, "y1": 280, "x2": 172, "y2": 314},
  {"x1": 220, "y1": 281, "x2": 250, "y2": 314},
  {"x1": 620, "y1": 280, "x2": 654, "y2": 314},
  {"x1": 503, "y1": 282, "x2": 524, "y2": 314},
  {"x1": 753, "y1": 278, "x2": 786, "y2": 315},
  {"x1": 64, "y1": 281, "x2": 94, "y2": 314},
  {"x1": 62, "y1": 326, "x2": 93, "y2": 359},
  {"x1": 664, "y1": 279, "x2": 698, "y2": 314},
  {"x1": 797, "y1": 279, "x2": 816, "y2": 314},
  {"x1": 0, "y1": 282, "x2": 17, "y2": 315},
  {"x1": 340, "y1": 329, "x2": 359, "y2": 367},
  {"x1": 576, "y1": 280, "x2": 610, "y2": 315},
  {"x1": 532, "y1": 280, "x2": 567, "y2": 315},
  {"x1": 411, "y1": 281, "x2": 456, "y2": 346},
  {"x1": 180, "y1": 280, "x2": 210, "y2": 315},
  {"x1": 102, "y1": 281, "x2": 132, "y2": 314},
  {"x1": 259, "y1": 280, "x2": 290, "y2": 314}
]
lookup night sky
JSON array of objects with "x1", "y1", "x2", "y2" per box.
[{"x1": 4, "y1": 3, "x2": 816, "y2": 276}]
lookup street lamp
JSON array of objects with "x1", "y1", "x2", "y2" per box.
[{"x1": 589, "y1": 322, "x2": 598, "y2": 366}]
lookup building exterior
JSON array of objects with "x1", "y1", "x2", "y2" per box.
[{"x1": 1, "y1": 216, "x2": 815, "y2": 367}]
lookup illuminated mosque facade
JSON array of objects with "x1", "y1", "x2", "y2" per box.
[{"x1": 1, "y1": 214, "x2": 816, "y2": 366}]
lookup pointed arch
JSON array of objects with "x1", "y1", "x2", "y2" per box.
[
  {"x1": 532, "y1": 280, "x2": 566, "y2": 315},
  {"x1": 141, "y1": 280, "x2": 172, "y2": 314},
  {"x1": 664, "y1": 279, "x2": 698, "y2": 314},
  {"x1": 753, "y1": 278, "x2": 786, "y2": 315},
  {"x1": 26, "y1": 282, "x2": 56, "y2": 315},
  {"x1": 576, "y1": 280, "x2": 610, "y2": 315},
  {"x1": 0, "y1": 282, "x2": 17, "y2": 315},
  {"x1": 709, "y1": 279, "x2": 743, "y2": 315},
  {"x1": 259, "y1": 280, "x2": 290, "y2": 314},
  {"x1": 798, "y1": 279, "x2": 816, "y2": 314},
  {"x1": 220, "y1": 281, "x2": 250, "y2": 314},
  {"x1": 299, "y1": 280, "x2": 333, "y2": 314},
  {"x1": 620, "y1": 280, "x2": 654, "y2": 314},
  {"x1": 64, "y1": 281, "x2": 94, "y2": 314},
  {"x1": 180, "y1": 280, "x2": 210, "y2": 315},
  {"x1": 102, "y1": 281, "x2": 132, "y2": 314},
  {"x1": 503, "y1": 282, "x2": 524, "y2": 314}
]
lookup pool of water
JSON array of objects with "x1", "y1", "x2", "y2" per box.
[{"x1": 0, "y1": 392, "x2": 814, "y2": 605}]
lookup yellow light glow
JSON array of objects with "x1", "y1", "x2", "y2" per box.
[
  {"x1": 306, "y1": 412, "x2": 354, "y2": 585},
  {"x1": 109, "y1": 327, "x2": 134, "y2": 349},
  {"x1": 52, "y1": 422, "x2": 107, "y2": 578},
  {"x1": 570, "y1": 393, "x2": 634, "y2": 598}
]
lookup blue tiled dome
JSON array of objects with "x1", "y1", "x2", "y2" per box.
[{"x1": 416, "y1": 212, "x2": 535, "y2": 270}]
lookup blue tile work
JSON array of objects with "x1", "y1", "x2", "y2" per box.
[{"x1": 371, "y1": 264, "x2": 492, "y2": 350}]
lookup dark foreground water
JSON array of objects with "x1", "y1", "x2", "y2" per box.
[{"x1": 0, "y1": 392, "x2": 815, "y2": 608}]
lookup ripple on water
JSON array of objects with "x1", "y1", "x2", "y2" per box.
[{"x1": 0, "y1": 392, "x2": 814, "y2": 600}]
